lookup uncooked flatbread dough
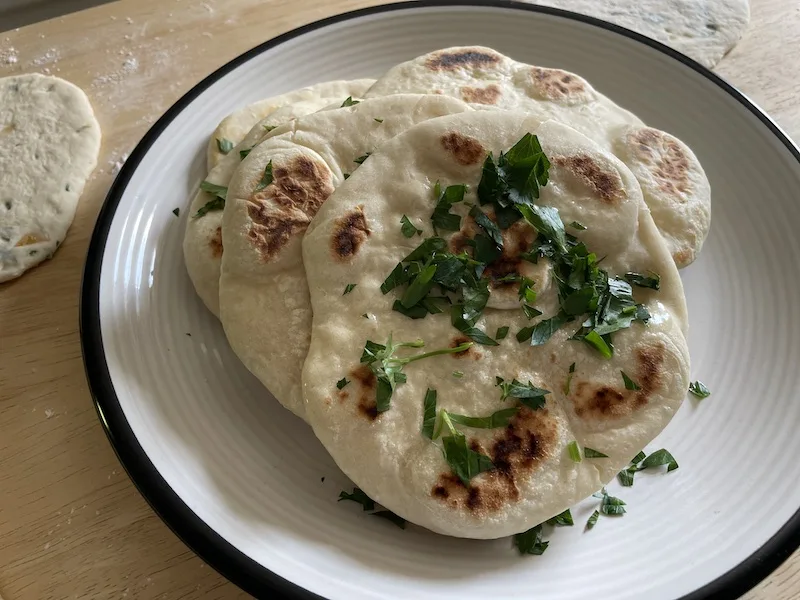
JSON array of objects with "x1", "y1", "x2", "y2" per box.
[
  {"x1": 526, "y1": 0, "x2": 749, "y2": 68},
  {"x1": 0, "y1": 74, "x2": 101, "y2": 283}
]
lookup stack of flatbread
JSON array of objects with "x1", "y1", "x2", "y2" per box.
[{"x1": 183, "y1": 47, "x2": 709, "y2": 539}]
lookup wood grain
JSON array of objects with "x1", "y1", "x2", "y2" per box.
[{"x1": 1, "y1": 0, "x2": 798, "y2": 598}]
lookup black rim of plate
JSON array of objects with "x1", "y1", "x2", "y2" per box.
[{"x1": 79, "y1": 1, "x2": 800, "y2": 598}]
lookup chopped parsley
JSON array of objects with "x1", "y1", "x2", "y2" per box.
[
  {"x1": 569, "y1": 221, "x2": 587, "y2": 230},
  {"x1": 360, "y1": 335, "x2": 472, "y2": 412},
  {"x1": 495, "y1": 377, "x2": 550, "y2": 410},
  {"x1": 583, "y1": 447, "x2": 609, "y2": 458},
  {"x1": 595, "y1": 488, "x2": 626, "y2": 516},
  {"x1": 254, "y1": 160, "x2": 274, "y2": 192},
  {"x1": 172, "y1": 207, "x2": 180, "y2": 217},
  {"x1": 421, "y1": 389, "x2": 437, "y2": 439},
  {"x1": 354, "y1": 152, "x2": 371, "y2": 165},
  {"x1": 199, "y1": 180, "x2": 227, "y2": 200},
  {"x1": 336, "y1": 378, "x2": 349, "y2": 390},
  {"x1": 240, "y1": 148, "x2": 251, "y2": 160},
  {"x1": 452, "y1": 370, "x2": 464, "y2": 378},
  {"x1": 586, "y1": 510, "x2": 600, "y2": 530},
  {"x1": 546, "y1": 509, "x2": 574, "y2": 527},
  {"x1": 438, "y1": 411, "x2": 495, "y2": 485},
  {"x1": 495, "y1": 326, "x2": 510, "y2": 340},
  {"x1": 400, "y1": 215, "x2": 423, "y2": 238},
  {"x1": 618, "y1": 448, "x2": 678, "y2": 486},
  {"x1": 216, "y1": 138, "x2": 234, "y2": 154},
  {"x1": 374, "y1": 118, "x2": 384, "y2": 123},
  {"x1": 563, "y1": 362, "x2": 576, "y2": 395},
  {"x1": 567, "y1": 440, "x2": 582, "y2": 462},
  {"x1": 263, "y1": 124, "x2": 277, "y2": 133},
  {"x1": 624, "y1": 271, "x2": 661, "y2": 290},
  {"x1": 445, "y1": 407, "x2": 518, "y2": 430},
  {"x1": 341, "y1": 96, "x2": 360, "y2": 107},
  {"x1": 514, "y1": 524, "x2": 549, "y2": 555},
  {"x1": 343, "y1": 173, "x2": 350, "y2": 180},
  {"x1": 338, "y1": 488, "x2": 374, "y2": 511},
  {"x1": 343, "y1": 283, "x2": 357, "y2": 295},
  {"x1": 689, "y1": 380, "x2": 711, "y2": 399},
  {"x1": 193, "y1": 192, "x2": 225, "y2": 218},
  {"x1": 431, "y1": 183, "x2": 467, "y2": 232},
  {"x1": 621, "y1": 371, "x2": 641, "y2": 391}
]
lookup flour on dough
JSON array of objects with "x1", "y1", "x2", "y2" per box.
[
  {"x1": 528, "y1": 0, "x2": 749, "y2": 67},
  {"x1": 0, "y1": 74, "x2": 101, "y2": 283}
]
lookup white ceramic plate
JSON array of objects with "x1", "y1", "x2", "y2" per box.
[{"x1": 80, "y1": 2, "x2": 800, "y2": 599}]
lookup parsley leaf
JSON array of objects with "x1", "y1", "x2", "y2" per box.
[
  {"x1": 343, "y1": 283, "x2": 357, "y2": 295},
  {"x1": 582, "y1": 330, "x2": 613, "y2": 358},
  {"x1": 496, "y1": 377, "x2": 550, "y2": 409},
  {"x1": 529, "y1": 313, "x2": 569, "y2": 346},
  {"x1": 172, "y1": 207, "x2": 180, "y2": 217},
  {"x1": 360, "y1": 335, "x2": 472, "y2": 413},
  {"x1": 341, "y1": 96, "x2": 360, "y2": 107},
  {"x1": 421, "y1": 389, "x2": 437, "y2": 439},
  {"x1": 639, "y1": 448, "x2": 679, "y2": 472},
  {"x1": 216, "y1": 138, "x2": 234, "y2": 154},
  {"x1": 400, "y1": 215, "x2": 422, "y2": 238},
  {"x1": 547, "y1": 509, "x2": 574, "y2": 527},
  {"x1": 442, "y1": 431, "x2": 495, "y2": 486},
  {"x1": 431, "y1": 184, "x2": 466, "y2": 232},
  {"x1": 374, "y1": 118, "x2": 384, "y2": 123},
  {"x1": 495, "y1": 326, "x2": 509, "y2": 340},
  {"x1": 240, "y1": 148, "x2": 251, "y2": 160},
  {"x1": 586, "y1": 510, "x2": 600, "y2": 530},
  {"x1": 193, "y1": 196, "x2": 225, "y2": 218},
  {"x1": 596, "y1": 488, "x2": 626, "y2": 516},
  {"x1": 263, "y1": 124, "x2": 277, "y2": 132},
  {"x1": 563, "y1": 362, "x2": 576, "y2": 395},
  {"x1": 567, "y1": 440, "x2": 582, "y2": 462},
  {"x1": 617, "y1": 468, "x2": 635, "y2": 487},
  {"x1": 338, "y1": 488, "x2": 374, "y2": 511},
  {"x1": 689, "y1": 380, "x2": 711, "y2": 399},
  {"x1": 400, "y1": 263, "x2": 437, "y2": 308},
  {"x1": 371, "y1": 510, "x2": 406, "y2": 529},
  {"x1": 447, "y1": 407, "x2": 519, "y2": 429},
  {"x1": 354, "y1": 152, "x2": 371, "y2": 165},
  {"x1": 621, "y1": 371, "x2": 641, "y2": 391},
  {"x1": 199, "y1": 180, "x2": 228, "y2": 200},
  {"x1": 254, "y1": 160, "x2": 274, "y2": 192},
  {"x1": 583, "y1": 447, "x2": 609, "y2": 458},
  {"x1": 469, "y1": 206, "x2": 503, "y2": 246},
  {"x1": 514, "y1": 524, "x2": 549, "y2": 555},
  {"x1": 624, "y1": 271, "x2": 661, "y2": 290},
  {"x1": 336, "y1": 378, "x2": 349, "y2": 390},
  {"x1": 569, "y1": 221, "x2": 587, "y2": 230},
  {"x1": 450, "y1": 304, "x2": 498, "y2": 346},
  {"x1": 518, "y1": 204, "x2": 567, "y2": 254}
]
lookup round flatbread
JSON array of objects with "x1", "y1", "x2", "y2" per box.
[
  {"x1": 206, "y1": 79, "x2": 374, "y2": 169},
  {"x1": 365, "y1": 46, "x2": 711, "y2": 267},
  {"x1": 0, "y1": 74, "x2": 101, "y2": 283},
  {"x1": 185, "y1": 97, "x2": 357, "y2": 316},
  {"x1": 301, "y1": 112, "x2": 690, "y2": 538},
  {"x1": 218, "y1": 94, "x2": 472, "y2": 418},
  {"x1": 527, "y1": 0, "x2": 750, "y2": 68}
]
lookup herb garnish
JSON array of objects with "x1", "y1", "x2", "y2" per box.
[
  {"x1": 263, "y1": 124, "x2": 277, "y2": 133},
  {"x1": 216, "y1": 138, "x2": 234, "y2": 154},
  {"x1": 563, "y1": 362, "x2": 576, "y2": 395},
  {"x1": 595, "y1": 488, "x2": 626, "y2": 516},
  {"x1": 438, "y1": 411, "x2": 495, "y2": 485},
  {"x1": 421, "y1": 389, "x2": 437, "y2": 439},
  {"x1": 343, "y1": 173, "x2": 350, "y2": 180},
  {"x1": 254, "y1": 160, "x2": 274, "y2": 192},
  {"x1": 360, "y1": 336, "x2": 472, "y2": 412},
  {"x1": 374, "y1": 117, "x2": 384, "y2": 123},
  {"x1": 617, "y1": 448, "x2": 679, "y2": 487},
  {"x1": 194, "y1": 182, "x2": 227, "y2": 218},
  {"x1": 199, "y1": 180, "x2": 227, "y2": 200},
  {"x1": 586, "y1": 510, "x2": 600, "y2": 530},
  {"x1": 514, "y1": 524, "x2": 549, "y2": 555},
  {"x1": 689, "y1": 380, "x2": 711, "y2": 399},
  {"x1": 172, "y1": 208, "x2": 180, "y2": 217},
  {"x1": 547, "y1": 509, "x2": 574, "y2": 527},
  {"x1": 338, "y1": 488, "x2": 374, "y2": 511},
  {"x1": 624, "y1": 271, "x2": 661, "y2": 290},
  {"x1": 400, "y1": 215, "x2": 422, "y2": 238},
  {"x1": 452, "y1": 371, "x2": 464, "y2": 378},
  {"x1": 495, "y1": 326, "x2": 509, "y2": 340},
  {"x1": 343, "y1": 283, "x2": 357, "y2": 295},
  {"x1": 495, "y1": 377, "x2": 550, "y2": 410},
  {"x1": 445, "y1": 407, "x2": 519, "y2": 429},
  {"x1": 567, "y1": 440, "x2": 582, "y2": 462},
  {"x1": 354, "y1": 152, "x2": 371, "y2": 165},
  {"x1": 336, "y1": 378, "x2": 349, "y2": 390},
  {"x1": 569, "y1": 221, "x2": 587, "y2": 230},
  {"x1": 240, "y1": 148, "x2": 251, "y2": 160},
  {"x1": 583, "y1": 447, "x2": 609, "y2": 458},
  {"x1": 341, "y1": 96, "x2": 360, "y2": 107},
  {"x1": 431, "y1": 183, "x2": 466, "y2": 232},
  {"x1": 621, "y1": 371, "x2": 641, "y2": 391}
]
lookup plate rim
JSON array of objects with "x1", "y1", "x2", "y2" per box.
[{"x1": 79, "y1": 1, "x2": 800, "y2": 598}]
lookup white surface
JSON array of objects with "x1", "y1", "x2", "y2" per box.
[{"x1": 95, "y1": 5, "x2": 800, "y2": 599}]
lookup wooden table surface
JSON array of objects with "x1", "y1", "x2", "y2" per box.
[{"x1": 1, "y1": 0, "x2": 800, "y2": 598}]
